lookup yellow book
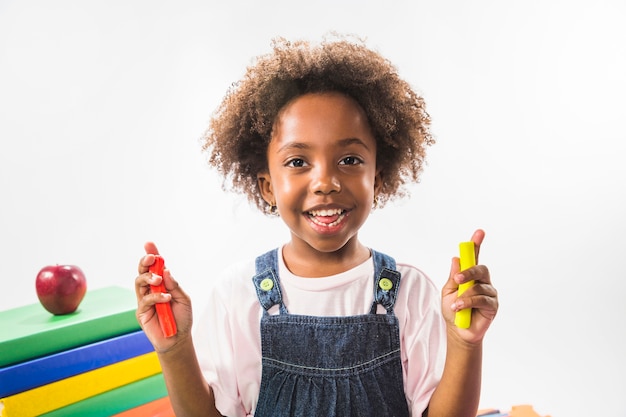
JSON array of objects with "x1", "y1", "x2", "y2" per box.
[{"x1": 0, "y1": 351, "x2": 161, "y2": 417}]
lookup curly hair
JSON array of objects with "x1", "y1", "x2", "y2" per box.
[{"x1": 201, "y1": 35, "x2": 434, "y2": 214}]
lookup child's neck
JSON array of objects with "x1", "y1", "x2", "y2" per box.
[{"x1": 282, "y1": 240, "x2": 371, "y2": 278}]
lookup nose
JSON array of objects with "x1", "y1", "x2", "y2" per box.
[{"x1": 311, "y1": 164, "x2": 341, "y2": 195}]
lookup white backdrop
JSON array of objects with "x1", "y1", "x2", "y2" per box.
[{"x1": 1, "y1": 1, "x2": 625, "y2": 416}]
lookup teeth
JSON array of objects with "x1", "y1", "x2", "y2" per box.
[
  {"x1": 308, "y1": 208, "x2": 343, "y2": 217},
  {"x1": 310, "y1": 212, "x2": 346, "y2": 227}
]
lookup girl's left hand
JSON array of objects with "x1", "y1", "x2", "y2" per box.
[{"x1": 441, "y1": 229, "x2": 499, "y2": 344}]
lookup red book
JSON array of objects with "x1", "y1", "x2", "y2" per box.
[{"x1": 111, "y1": 396, "x2": 174, "y2": 417}]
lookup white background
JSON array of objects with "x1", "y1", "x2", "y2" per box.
[{"x1": 1, "y1": 1, "x2": 625, "y2": 415}]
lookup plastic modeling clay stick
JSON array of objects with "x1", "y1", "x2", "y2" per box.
[
  {"x1": 455, "y1": 241, "x2": 476, "y2": 329},
  {"x1": 148, "y1": 255, "x2": 177, "y2": 338}
]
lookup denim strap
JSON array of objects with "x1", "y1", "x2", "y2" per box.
[
  {"x1": 252, "y1": 249, "x2": 288, "y2": 314},
  {"x1": 369, "y1": 250, "x2": 401, "y2": 314}
]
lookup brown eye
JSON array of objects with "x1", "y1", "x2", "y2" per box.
[
  {"x1": 339, "y1": 156, "x2": 362, "y2": 165},
  {"x1": 286, "y1": 158, "x2": 306, "y2": 168}
]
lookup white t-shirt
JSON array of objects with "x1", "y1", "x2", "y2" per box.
[{"x1": 194, "y1": 247, "x2": 446, "y2": 417}]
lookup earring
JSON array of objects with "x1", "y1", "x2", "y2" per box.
[
  {"x1": 372, "y1": 195, "x2": 379, "y2": 210},
  {"x1": 266, "y1": 201, "x2": 278, "y2": 216}
]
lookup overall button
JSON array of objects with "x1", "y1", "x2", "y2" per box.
[
  {"x1": 260, "y1": 278, "x2": 274, "y2": 291},
  {"x1": 379, "y1": 278, "x2": 393, "y2": 291}
]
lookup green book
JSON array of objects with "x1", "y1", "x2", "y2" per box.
[
  {"x1": 39, "y1": 373, "x2": 168, "y2": 417},
  {"x1": 0, "y1": 286, "x2": 141, "y2": 367}
]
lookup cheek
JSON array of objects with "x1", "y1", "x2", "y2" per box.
[
  {"x1": 358, "y1": 171, "x2": 378, "y2": 191},
  {"x1": 271, "y1": 177, "x2": 298, "y2": 203}
]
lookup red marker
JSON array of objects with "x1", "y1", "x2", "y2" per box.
[{"x1": 148, "y1": 255, "x2": 177, "y2": 338}]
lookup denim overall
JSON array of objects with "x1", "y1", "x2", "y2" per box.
[{"x1": 252, "y1": 249, "x2": 410, "y2": 417}]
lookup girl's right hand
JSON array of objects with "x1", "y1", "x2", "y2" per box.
[{"x1": 134, "y1": 241, "x2": 193, "y2": 353}]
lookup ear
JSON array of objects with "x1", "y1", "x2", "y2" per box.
[
  {"x1": 257, "y1": 171, "x2": 275, "y2": 205},
  {"x1": 373, "y1": 168, "x2": 383, "y2": 196}
]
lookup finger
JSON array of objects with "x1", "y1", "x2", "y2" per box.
[
  {"x1": 452, "y1": 281, "x2": 497, "y2": 303},
  {"x1": 161, "y1": 269, "x2": 192, "y2": 313},
  {"x1": 134, "y1": 269, "x2": 172, "y2": 307},
  {"x1": 138, "y1": 286, "x2": 171, "y2": 307},
  {"x1": 470, "y1": 229, "x2": 485, "y2": 261},
  {"x1": 144, "y1": 241, "x2": 160, "y2": 256},
  {"x1": 137, "y1": 255, "x2": 155, "y2": 275},
  {"x1": 135, "y1": 289, "x2": 172, "y2": 335},
  {"x1": 134, "y1": 271, "x2": 156, "y2": 300},
  {"x1": 442, "y1": 257, "x2": 462, "y2": 295},
  {"x1": 162, "y1": 268, "x2": 179, "y2": 292},
  {"x1": 451, "y1": 285, "x2": 498, "y2": 317},
  {"x1": 137, "y1": 242, "x2": 160, "y2": 273},
  {"x1": 135, "y1": 264, "x2": 167, "y2": 305},
  {"x1": 455, "y1": 264, "x2": 492, "y2": 286}
]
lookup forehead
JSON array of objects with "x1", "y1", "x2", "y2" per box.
[{"x1": 272, "y1": 92, "x2": 374, "y2": 143}]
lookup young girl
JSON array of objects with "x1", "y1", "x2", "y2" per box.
[{"x1": 135, "y1": 36, "x2": 498, "y2": 417}]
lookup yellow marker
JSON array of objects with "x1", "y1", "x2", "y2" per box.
[{"x1": 455, "y1": 241, "x2": 476, "y2": 329}]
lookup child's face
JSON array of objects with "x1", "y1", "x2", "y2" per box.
[{"x1": 258, "y1": 92, "x2": 381, "y2": 256}]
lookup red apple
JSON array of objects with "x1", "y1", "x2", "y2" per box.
[{"x1": 35, "y1": 265, "x2": 87, "y2": 315}]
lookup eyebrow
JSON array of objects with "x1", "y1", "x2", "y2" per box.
[{"x1": 276, "y1": 137, "x2": 372, "y2": 154}]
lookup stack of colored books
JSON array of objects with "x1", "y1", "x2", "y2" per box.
[{"x1": 0, "y1": 286, "x2": 174, "y2": 417}]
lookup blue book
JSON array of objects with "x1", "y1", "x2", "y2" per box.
[{"x1": 0, "y1": 330, "x2": 153, "y2": 397}]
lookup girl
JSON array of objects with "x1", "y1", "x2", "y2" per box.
[{"x1": 135, "y1": 36, "x2": 498, "y2": 417}]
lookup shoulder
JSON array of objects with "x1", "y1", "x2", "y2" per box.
[
  {"x1": 195, "y1": 255, "x2": 264, "y2": 337},
  {"x1": 393, "y1": 261, "x2": 442, "y2": 318},
  {"x1": 396, "y1": 262, "x2": 438, "y2": 291},
  {"x1": 396, "y1": 262, "x2": 440, "y2": 304},
  {"x1": 207, "y1": 257, "x2": 258, "y2": 302}
]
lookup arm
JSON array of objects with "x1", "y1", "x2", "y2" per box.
[
  {"x1": 426, "y1": 229, "x2": 498, "y2": 417},
  {"x1": 135, "y1": 242, "x2": 223, "y2": 417},
  {"x1": 157, "y1": 336, "x2": 223, "y2": 417},
  {"x1": 425, "y1": 329, "x2": 483, "y2": 417}
]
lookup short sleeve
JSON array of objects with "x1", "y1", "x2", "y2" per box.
[
  {"x1": 193, "y1": 260, "x2": 262, "y2": 417},
  {"x1": 396, "y1": 264, "x2": 446, "y2": 416}
]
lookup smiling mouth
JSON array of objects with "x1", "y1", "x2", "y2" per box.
[{"x1": 307, "y1": 208, "x2": 347, "y2": 228}]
